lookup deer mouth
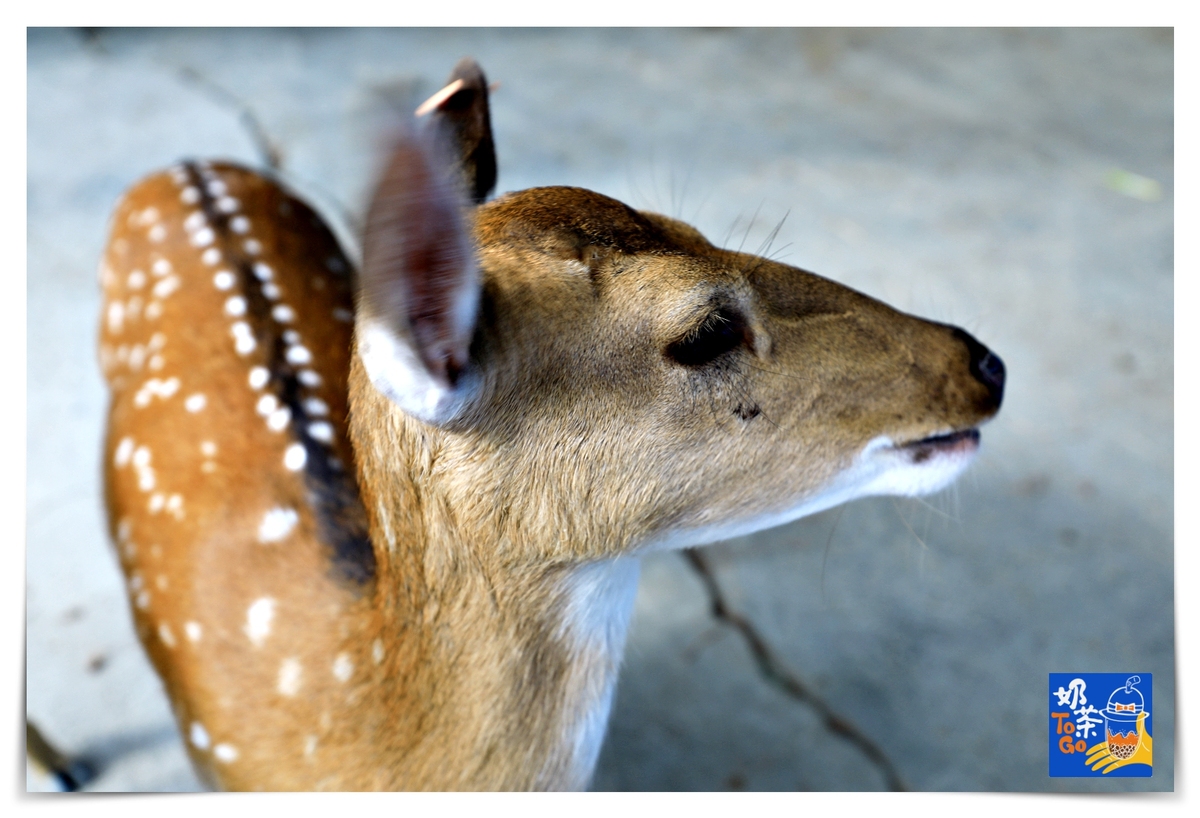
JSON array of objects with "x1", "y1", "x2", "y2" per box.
[{"x1": 897, "y1": 428, "x2": 981, "y2": 464}]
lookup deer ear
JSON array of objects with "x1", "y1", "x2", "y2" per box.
[
  {"x1": 415, "y1": 57, "x2": 497, "y2": 204},
  {"x1": 357, "y1": 126, "x2": 481, "y2": 425}
]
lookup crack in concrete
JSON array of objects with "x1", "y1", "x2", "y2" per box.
[
  {"x1": 683, "y1": 548, "x2": 908, "y2": 791},
  {"x1": 176, "y1": 66, "x2": 283, "y2": 172}
]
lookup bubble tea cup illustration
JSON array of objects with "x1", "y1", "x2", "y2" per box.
[{"x1": 1102, "y1": 676, "x2": 1145, "y2": 760}]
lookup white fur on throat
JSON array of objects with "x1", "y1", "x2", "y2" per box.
[{"x1": 553, "y1": 556, "x2": 641, "y2": 789}]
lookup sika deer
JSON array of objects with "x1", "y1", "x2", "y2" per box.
[{"x1": 98, "y1": 59, "x2": 1004, "y2": 791}]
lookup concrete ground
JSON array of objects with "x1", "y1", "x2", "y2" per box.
[{"x1": 26, "y1": 28, "x2": 1173, "y2": 791}]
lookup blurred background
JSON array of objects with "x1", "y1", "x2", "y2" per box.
[{"x1": 26, "y1": 28, "x2": 1173, "y2": 791}]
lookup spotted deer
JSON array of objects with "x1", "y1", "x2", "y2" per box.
[{"x1": 97, "y1": 59, "x2": 1004, "y2": 791}]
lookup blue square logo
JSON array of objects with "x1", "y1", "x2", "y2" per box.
[{"x1": 1049, "y1": 673, "x2": 1152, "y2": 777}]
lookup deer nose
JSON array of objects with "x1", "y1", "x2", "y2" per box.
[{"x1": 951, "y1": 327, "x2": 1005, "y2": 408}]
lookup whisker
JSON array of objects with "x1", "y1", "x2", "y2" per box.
[
  {"x1": 746, "y1": 362, "x2": 814, "y2": 385},
  {"x1": 891, "y1": 497, "x2": 930, "y2": 555},
  {"x1": 754, "y1": 210, "x2": 791, "y2": 259},
  {"x1": 904, "y1": 494, "x2": 958, "y2": 523},
  {"x1": 735, "y1": 202, "x2": 764, "y2": 255},
  {"x1": 819, "y1": 505, "x2": 847, "y2": 605}
]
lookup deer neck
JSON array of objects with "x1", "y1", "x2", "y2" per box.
[{"x1": 348, "y1": 356, "x2": 641, "y2": 790}]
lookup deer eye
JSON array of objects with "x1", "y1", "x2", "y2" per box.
[{"x1": 666, "y1": 309, "x2": 747, "y2": 368}]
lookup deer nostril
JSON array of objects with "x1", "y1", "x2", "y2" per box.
[
  {"x1": 951, "y1": 327, "x2": 1005, "y2": 407},
  {"x1": 977, "y1": 351, "x2": 1005, "y2": 389}
]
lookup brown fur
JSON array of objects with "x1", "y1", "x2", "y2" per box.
[{"x1": 100, "y1": 150, "x2": 998, "y2": 789}]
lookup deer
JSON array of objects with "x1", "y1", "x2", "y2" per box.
[{"x1": 96, "y1": 58, "x2": 1004, "y2": 791}]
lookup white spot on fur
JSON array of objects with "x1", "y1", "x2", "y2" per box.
[
  {"x1": 133, "y1": 377, "x2": 179, "y2": 407},
  {"x1": 145, "y1": 301, "x2": 163, "y2": 320},
  {"x1": 284, "y1": 443, "x2": 307, "y2": 471},
  {"x1": 225, "y1": 295, "x2": 247, "y2": 316},
  {"x1": 304, "y1": 397, "x2": 329, "y2": 416},
  {"x1": 372, "y1": 639, "x2": 384, "y2": 665},
  {"x1": 216, "y1": 196, "x2": 239, "y2": 214},
  {"x1": 128, "y1": 270, "x2": 146, "y2": 290},
  {"x1": 149, "y1": 332, "x2": 167, "y2": 351},
  {"x1": 136, "y1": 590, "x2": 151, "y2": 609},
  {"x1": 185, "y1": 393, "x2": 207, "y2": 412},
  {"x1": 304, "y1": 735, "x2": 317, "y2": 757},
  {"x1": 256, "y1": 394, "x2": 278, "y2": 416},
  {"x1": 202, "y1": 247, "x2": 221, "y2": 265},
  {"x1": 158, "y1": 623, "x2": 176, "y2": 648},
  {"x1": 185, "y1": 621, "x2": 202, "y2": 642},
  {"x1": 286, "y1": 345, "x2": 312, "y2": 366},
  {"x1": 190, "y1": 722, "x2": 210, "y2": 750},
  {"x1": 190, "y1": 226, "x2": 214, "y2": 247},
  {"x1": 258, "y1": 507, "x2": 299, "y2": 543},
  {"x1": 272, "y1": 304, "x2": 295, "y2": 323},
  {"x1": 263, "y1": 282, "x2": 281, "y2": 300},
  {"x1": 214, "y1": 270, "x2": 235, "y2": 290},
  {"x1": 206, "y1": 179, "x2": 227, "y2": 197},
  {"x1": 148, "y1": 224, "x2": 166, "y2": 242},
  {"x1": 129, "y1": 345, "x2": 146, "y2": 372},
  {"x1": 181, "y1": 187, "x2": 200, "y2": 205},
  {"x1": 107, "y1": 301, "x2": 124, "y2": 334},
  {"x1": 152, "y1": 276, "x2": 181, "y2": 299},
  {"x1": 249, "y1": 367, "x2": 269, "y2": 389},
  {"x1": 166, "y1": 494, "x2": 184, "y2": 519},
  {"x1": 230, "y1": 215, "x2": 250, "y2": 234},
  {"x1": 307, "y1": 421, "x2": 333, "y2": 444},
  {"x1": 133, "y1": 447, "x2": 155, "y2": 491},
  {"x1": 213, "y1": 744, "x2": 238, "y2": 763},
  {"x1": 278, "y1": 658, "x2": 302, "y2": 696},
  {"x1": 232, "y1": 322, "x2": 256, "y2": 355},
  {"x1": 114, "y1": 437, "x2": 134, "y2": 467},
  {"x1": 200, "y1": 440, "x2": 217, "y2": 457},
  {"x1": 297, "y1": 369, "x2": 321, "y2": 387},
  {"x1": 183, "y1": 211, "x2": 206, "y2": 232},
  {"x1": 332, "y1": 654, "x2": 353, "y2": 683},
  {"x1": 267, "y1": 407, "x2": 291, "y2": 432},
  {"x1": 245, "y1": 597, "x2": 276, "y2": 646},
  {"x1": 243, "y1": 239, "x2": 262, "y2": 255},
  {"x1": 148, "y1": 355, "x2": 164, "y2": 371},
  {"x1": 253, "y1": 262, "x2": 273, "y2": 281},
  {"x1": 152, "y1": 258, "x2": 171, "y2": 277},
  {"x1": 148, "y1": 493, "x2": 165, "y2": 513}
]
